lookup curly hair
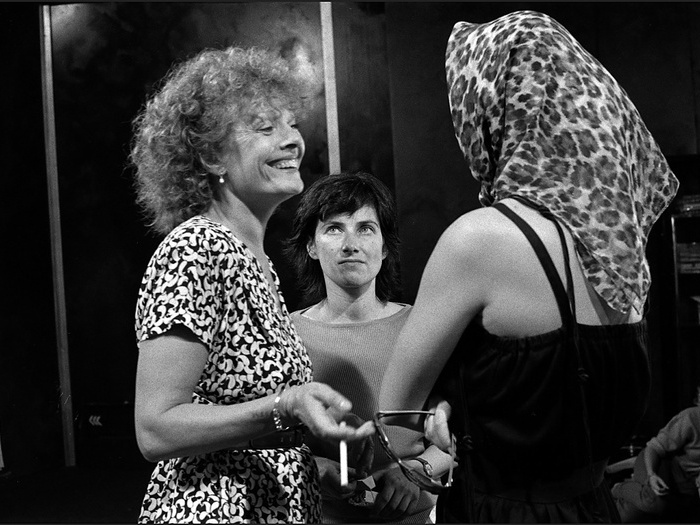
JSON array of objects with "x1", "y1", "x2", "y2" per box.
[
  {"x1": 130, "y1": 46, "x2": 312, "y2": 235},
  {"x1": 285, "y1": 171, "x2": 402, "y2": 305}
]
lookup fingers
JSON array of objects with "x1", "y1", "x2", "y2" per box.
[
  {"x1": 649, "y1": 475, "x2": 669, "y2": 496},
  {"x1": 309, "y1": 382, "x2": 353, "y2": 413},
  {"x1": 435, "y1": 399, "x2": 452, "y2": 419},
  {"x1": 285, "y1": 383, "x2": 376, "y2": 441},
  {"x1": 425, "y1": 408, "x2": 453, "y2": 451},
  {"x1": 315, "y1": 456, "x2": 360, "y2": 500},
  {"x1": 374, "y1": 491, "x2": 415, "y2": 520},
  {"x1": 372, "y1": 467, "x2": 421, "y2": 520},
  {"x1": 349, "y1": 421, "x2": 376, "y2": 439},
  {"x1": 348, "y1": 429, "x2": 374, "y2": 478}
]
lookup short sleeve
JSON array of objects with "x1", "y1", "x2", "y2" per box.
[{"x1": 135, "y1": 224, "x2": 231, "y2": 348}]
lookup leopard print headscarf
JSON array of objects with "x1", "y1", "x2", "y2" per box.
[{"x1": 446, "y1": 10, "x2": 678, "y2": 314}]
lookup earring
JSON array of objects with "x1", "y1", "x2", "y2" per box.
[{"x1": 218, "y1": 174, "x2": 225, "y2": 184}]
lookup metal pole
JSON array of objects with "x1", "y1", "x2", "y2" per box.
[
  {"x1": 39, "y1": 4, "x2": 76, "y2": 467},
  {"x1": 320, "y1": 2, "x2": 341, "y2": 174}
]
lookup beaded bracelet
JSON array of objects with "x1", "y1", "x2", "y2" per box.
[{"x1": 272, "y1": 389, "x2": 292, "y2": 432}]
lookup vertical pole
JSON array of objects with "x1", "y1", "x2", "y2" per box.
[
  {"x1": 320, "y1": 2, "x2": 341, "y2": 174},
  {"x1": 39, "y1": 5, "x2": 76, "y2": 467}
]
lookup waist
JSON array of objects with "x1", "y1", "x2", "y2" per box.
[
  {"x1": 474, "y1": 460, "x2": 607, "y2": 503},
  {"x1": 234, "y1": 426, "x2": 306, "y2": 450}
]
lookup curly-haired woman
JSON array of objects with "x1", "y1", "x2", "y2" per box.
[{"x1": 130, "y1": 46, "x2": 373, "y2": 523}]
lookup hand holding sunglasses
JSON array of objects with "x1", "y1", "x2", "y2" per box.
[{"x1": 373, "y1": 410, "x2": 457, "y2": 494}]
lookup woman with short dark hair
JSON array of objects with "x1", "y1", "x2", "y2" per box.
[{"x1": 287, "y1": 172, "x2": 454, "y2": 523}]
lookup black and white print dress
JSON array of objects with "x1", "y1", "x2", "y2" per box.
[{"x1": 135, "y1": 215, "x2": 321, "y2": 524}]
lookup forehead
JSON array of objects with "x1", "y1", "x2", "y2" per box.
[
  {"x1": 319, "y1": 204, "x2": 380, "y2": 224},
  {"x1": 238, "y1": 99, "x2": 295, "y2": 124}
]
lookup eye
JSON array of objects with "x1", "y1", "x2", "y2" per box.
[
  {"x1": 324, "y1": 224, "x2": 342, "y2": 234},
  {"x1": 359, "y1": 225, "x2": 376, "y2": 234},
  {"x1": 256, "y1": 125, "x2": 274, "y2": 135}
]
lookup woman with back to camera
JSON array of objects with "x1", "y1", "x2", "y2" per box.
[
  {"x1": 286, "y1": 171, "x2": 455, "y2": 523},
  {"x1": 379, "y1": 10, "x2": 679, "y2": 523},
  {"x1": 130, "y1": 46, "x2": 373, "y2": 523}
]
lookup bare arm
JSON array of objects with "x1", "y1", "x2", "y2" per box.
[
  {"x1": 378, "y1": 214, "x2": 490, "y2": 414},
  {"x1": 135, "y1": 327, "x2": 374, "y2": 462}
]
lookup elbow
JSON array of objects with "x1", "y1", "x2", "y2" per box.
[
  {"x1": 138, "y1": 444, "x2": 162, "y2": 464},
  {"x1": 135, "y1": 419, "x2": 172, "y2": 463}
]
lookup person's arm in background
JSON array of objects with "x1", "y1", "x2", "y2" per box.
[
  {"x1": 643, "y1": 444, "x2": 669, "y2": 496},
  {"x1": 644, "y1": 408, "x2": 694, "y2": 497},
  {"x1": 135, "y1": 326, "x2": 374, "y2": 462}
]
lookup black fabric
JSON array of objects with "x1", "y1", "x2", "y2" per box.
[{"x1": 437, "y1": 204, "x2": 651, "y2": 523}]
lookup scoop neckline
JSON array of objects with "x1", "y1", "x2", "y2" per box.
[{"x1": 294, "y1": 303, "x2": 411, "y2": 327}]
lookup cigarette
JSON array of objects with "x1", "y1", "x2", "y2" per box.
[{"x1": 339, "y1": 421, "x2": 348, "y2": 487}]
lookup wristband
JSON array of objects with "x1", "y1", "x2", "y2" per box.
[
  {"x1": 411, "y1": 456, "x2": 435, "y2": 478},
  {"x1": 272, "y1": 390, "x2": 292, "y2": 432}
]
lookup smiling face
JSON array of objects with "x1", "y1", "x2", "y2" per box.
[
  {"x1": 308, "y1": 205, "x2": 387, "y2": 297},
  {"x1": 217, "y1": 106, "x2": 305, "y2": 210}
]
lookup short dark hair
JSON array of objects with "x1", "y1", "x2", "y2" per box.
[{"x1": 286, "y1": 171, "x2": 401, "y2": 305}]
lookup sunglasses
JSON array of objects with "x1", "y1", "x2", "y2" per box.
[{"x1": 373, "y1": 410, "x2": 455, "y2": 494}]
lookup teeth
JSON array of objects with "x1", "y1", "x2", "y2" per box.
[{"x1": 271, "y1": 159, "x2": 298, "y2": 169}]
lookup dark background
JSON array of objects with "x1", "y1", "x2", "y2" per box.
[{"x1": 1, "y1": 2, "x2": 699, "y2": 522}]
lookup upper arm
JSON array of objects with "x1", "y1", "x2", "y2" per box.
[
  {"x1": 380, "y1": 212, "x2": 494, "y2": 410},
  {"x1": 135, "y1": 327, "x2": 209, "y2": 428}
]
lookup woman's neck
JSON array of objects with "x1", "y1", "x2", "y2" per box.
[
  {"x1": 309, "y1": 285, "x2": 399, "y2": 323},
  {"x1": 205, "y1": 196, "x2": 268, "y2": 253}
]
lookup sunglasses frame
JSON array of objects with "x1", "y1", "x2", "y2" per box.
[{"x1": 373, "y1": 410, "x2": 455, "y2": 494}]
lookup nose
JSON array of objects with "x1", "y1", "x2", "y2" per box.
[
  {"x1": 342, "y1": 234, "x2": 359, "y2": 254},
  {"x1": 280, "y1": 123, "x2": 304, "y2": 155}
]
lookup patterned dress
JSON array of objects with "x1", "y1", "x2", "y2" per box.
[{"x1": 135, "y1": 215, "x2": 321, "y2": 524}]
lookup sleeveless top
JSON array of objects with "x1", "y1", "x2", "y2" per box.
[{"x1": 439, "y1": 202, "x2": 651, "y2": 522}]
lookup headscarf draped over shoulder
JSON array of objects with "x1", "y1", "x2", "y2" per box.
[{"x1": 445, "y1": 10, "x2": 679, "y2": 314}]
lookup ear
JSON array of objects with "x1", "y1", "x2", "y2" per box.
[
  {"x1": 307, "y1": 241, "x2": 319, "y2": 260},
  {"x1": 382, "y1": 244, "x2": 388, "y2": 260},
  {"x1": 200, "y1": 154, "x2": 226, "y2": 176}
]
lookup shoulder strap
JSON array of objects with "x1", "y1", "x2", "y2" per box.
[
  {"x1": 451, "y1": 202, "x2": 591, "y2": 521},
  {"x1": 494, "y1": 201, "x2": 600, "y2": 503},
  {"x1": 492, "y1": 202, "x2": 575, "y2": 328}
]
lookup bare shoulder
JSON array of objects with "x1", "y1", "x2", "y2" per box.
[{"x1": 436, "y1": 207, "x2": 520, "y2": 262}]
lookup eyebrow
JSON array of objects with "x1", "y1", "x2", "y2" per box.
[{"x1": 321, "y1": 218, "x2": 380, "y2": 228}]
